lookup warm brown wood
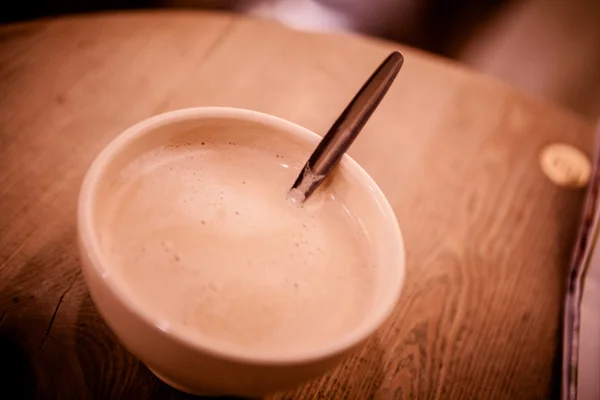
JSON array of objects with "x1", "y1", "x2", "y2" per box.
[{"x1": 0, "y1": 10, "x2": 593, "y2": 400}]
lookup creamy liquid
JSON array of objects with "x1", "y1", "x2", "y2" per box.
[{"x1": 99, "y1": 138, "x2": 374, "y2": 355}]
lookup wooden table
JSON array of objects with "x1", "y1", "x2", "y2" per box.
[{"x1": 0, "y1": 10, "x2": 594, "y2": 400}]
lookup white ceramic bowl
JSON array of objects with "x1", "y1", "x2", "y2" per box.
[{"x1": 77, "y1": 107, "x2": 405, "y2": 396}]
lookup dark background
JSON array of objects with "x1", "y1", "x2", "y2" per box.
[{"x1": 0, "y1": 0, "x2": 507, "y2": 57}]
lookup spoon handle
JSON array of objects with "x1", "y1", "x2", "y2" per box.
[{"x1": 290, "y1": 51, "x2": 404, "y2": 201}]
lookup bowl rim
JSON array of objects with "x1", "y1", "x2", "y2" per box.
[{"x1": 77, "y1": 107, "x2": 405, "y2": 365}]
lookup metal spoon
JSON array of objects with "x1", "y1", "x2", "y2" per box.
[{"x1": 288, "y1": 51, "x2": 404, "y2": 204}]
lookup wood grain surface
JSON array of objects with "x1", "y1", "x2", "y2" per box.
[{"x1": 0, "y1": 10, "x2": 594, "y2": 400}]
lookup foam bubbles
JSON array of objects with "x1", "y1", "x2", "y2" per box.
[
  {"x1": 100, "y1": 138, "x2": 375, "y2": 356},
  {"x1": 286, "y1": 188, "x2": 306, "y2": 205}
]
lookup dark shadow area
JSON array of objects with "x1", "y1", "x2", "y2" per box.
[
  {"x1": 0, "y1": 324, "x2": 37, "y2": 400},
  {"x1": 0, "y1": 294, "x2": 89, "y2": 399},
  {"x1": 382, "y1": 0, "x2": 509, "y2": 57}
]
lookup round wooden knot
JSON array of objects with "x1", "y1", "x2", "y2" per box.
[{"x1": 539, "y1": 143, "x2": 591, "y2": 188}]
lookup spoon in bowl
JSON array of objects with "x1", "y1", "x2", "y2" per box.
[{"x1": 287, "y1": 51, "x2": 404, "y2": 204}]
